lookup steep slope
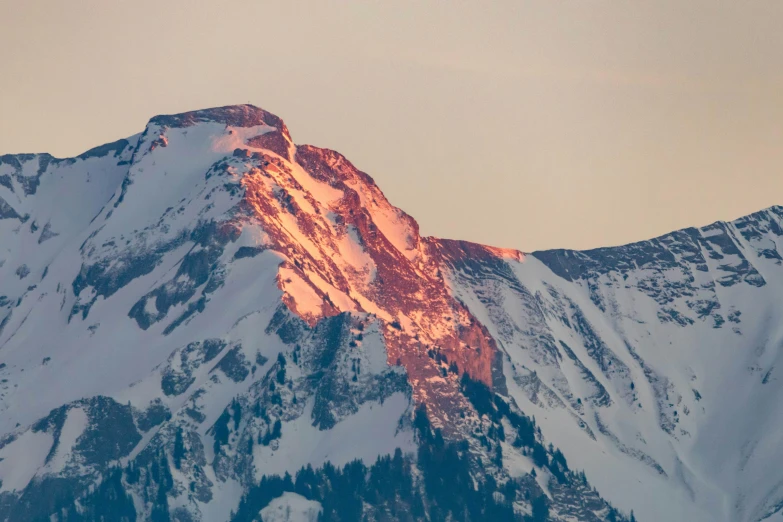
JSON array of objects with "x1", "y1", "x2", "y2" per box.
[
  {"x1": 0, "y1": 105, "x2": 623, "y2": 522},
  {"x1": 446, "y1": 207, "x2": 783, "y2": 522}
]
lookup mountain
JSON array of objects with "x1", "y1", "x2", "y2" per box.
[{"x1": 0, "y1": 104, "x2": 778, "y2": 522}]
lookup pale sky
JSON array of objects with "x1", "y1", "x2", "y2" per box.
[{"x1": 1, "y1": 1, "x2": 782, "y2": 252}]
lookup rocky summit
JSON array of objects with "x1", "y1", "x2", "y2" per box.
[{"x1": 1, "y1": 105, "x2": 782, "y2": 521}]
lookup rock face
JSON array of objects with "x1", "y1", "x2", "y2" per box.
[{"x1": 0, "y1": 104, "x2": 778, "y2": 521}]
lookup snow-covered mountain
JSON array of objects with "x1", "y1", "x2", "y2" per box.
[{"x1": 0, "y1": 104, "x2": 778, "y2": 521}]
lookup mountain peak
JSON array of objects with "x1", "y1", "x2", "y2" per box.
[
  {"x1": 22, "y1": 105, "x2": 504, "y2": 432},
  {"x1": 148, "y1": 104, "x2": 289, "y2": 134}
]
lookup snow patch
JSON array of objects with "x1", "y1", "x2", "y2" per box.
[
  {"x1": 0, "y1": 430, "x2": 53, "y2": 492},
  {"x1": 45, "y1": 406, "x2": 88, "y2": 474},
  {"x1": 260, "y1": 492, "x2": 322, "y2": 522},
  {"x1": 253, "y1": 392, "x2": 414, "y2": 479}
]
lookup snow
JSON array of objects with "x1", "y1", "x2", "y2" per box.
[
  {"x1": 260, "y1": 492, "x2": 322, "y2": 522},
  {"x1": 355, "y1": 322, "x2": 393, "y2": 375},
  {"x1": 0, "y1": 430, "x2": 53, "y2": 492},
  {"x1": 45, "y1": 406, "x2": 88, "y2": 474},
  {"x1": 199, "y1": 477, "x2": 245, "y2": 522},
  {"x1": 287, "y1": 160, "x2": 344, "y2": 207},
  {"x1": 336, "y1": 226, "x2": 376, "y2": 285},
  {"x1": 253, "y1": 392, "x2": 415, "y2": 479},
  {"x1": 213, "y1": 124, "x2": 277, "y2": 153},
  {"x1": 278, "y1": 267, "x2": 325, "y2": 319},
  {"x1": 501, "y1": 439, "x2": 533, "y2": 478}
]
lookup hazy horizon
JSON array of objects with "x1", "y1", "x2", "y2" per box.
[{"x1": 2, "y1": 1, "x2": 782, "y2": 252}]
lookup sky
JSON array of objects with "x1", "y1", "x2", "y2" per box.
[{"x1": 1, "y1": 1, "x2": 782, "y2": 252}]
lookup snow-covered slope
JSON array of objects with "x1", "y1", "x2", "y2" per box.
[
  {"x1": 445, "y1": 208, "x2": 783, "y2": 522},
  {"x1": 0, "y1": 104, "x2": 774, "y2": 521}
]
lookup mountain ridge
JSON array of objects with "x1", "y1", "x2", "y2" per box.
[{"x1": 3, "y1": 103, "x2": 773, "y2": 259}]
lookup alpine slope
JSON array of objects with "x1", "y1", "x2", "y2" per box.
[{"x1": 0, "y1": 105, "x2": 780, "y2": 522}]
